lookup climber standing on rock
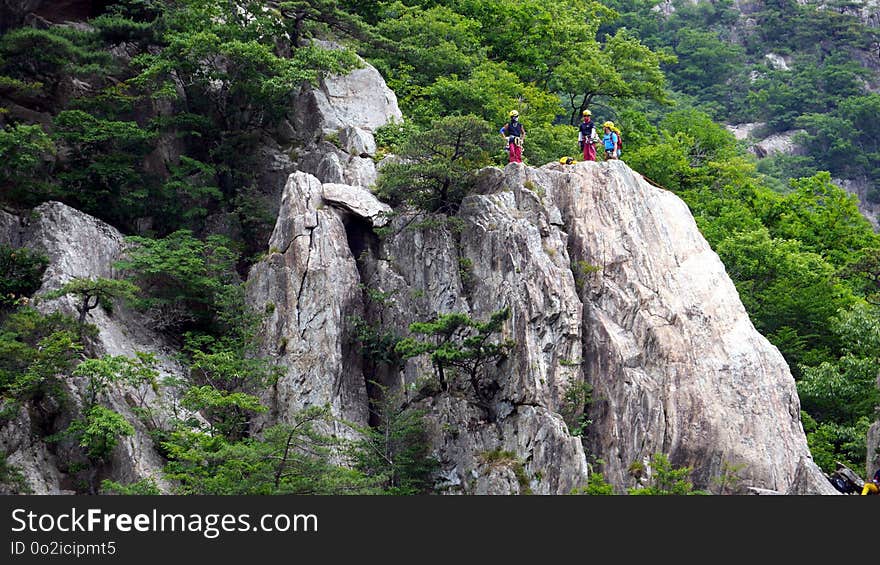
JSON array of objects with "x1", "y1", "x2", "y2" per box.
[
  {"x1": 578, "y1": 109, "x2": 598, "y2": 161},
  {"x1": 602, "y1": 121, "x2": 620, "y2": 160},
  {"x1": 500, "y1": 110, "x2": 525, "y2": 164}
]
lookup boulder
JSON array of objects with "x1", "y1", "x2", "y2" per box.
[
  {"x1": 297, "y1": 142, "x2": 379, "y2": 188},
  {"x1": 339, "y1": 126, "x2": 377, "y2": 157},
  {"x1": 322, "y1": 183, "x2": 392, "y2": 227},
  {"x1": 291, "y1": 56, "x2": 402, "y2": 142}
]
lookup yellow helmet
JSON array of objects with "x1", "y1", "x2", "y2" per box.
[
  {"x1": 559, "y1": 156, "x2": 575, "y2": 165},
  {"x1": 509, "y1": 110, "x2": 519, "y2": 118},
  {"x1": 582, "y1": 110, "x2": 592, "y2": 116},
  {"x1": 603, "y1": 121, "x2": 614, "y2": 129}
]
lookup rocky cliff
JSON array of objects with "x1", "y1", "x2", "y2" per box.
[
  {"x1": 0, "y1": 202, "x2": 182, "y2": 493},
  {"x1": 1, "y1": 50, "x2": 840, "y2": 495},
  {"x1": 242, "y1": 154, "x2": 835, "y2": 494}
]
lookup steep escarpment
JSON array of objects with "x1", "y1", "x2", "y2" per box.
[
  {"x1": 3, "y1": 154, "x2": 835, "y2": 495},
  {"x1": 240, "y1": 153, "x2": 835, "y2": 494},
  {"x1": 544, "y1": 161, "x2": 830, "y2": 491}
]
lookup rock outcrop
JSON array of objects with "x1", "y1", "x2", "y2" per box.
[
  {"x1": 833, "y1": 177, "x2": 880, "y2": 230},
  {"x1": 517, "y1": 160, "x2": 829, "y2": 493},
  {"x1": 243, "y1": 158, "x2": 832, "y2": 494},
  {"x1": 726, "y1": 122, "x2": 765, "y2": 141},
  {"x1": 246, "y1": 173, "x2": 371, "y2": 436},
  {"x1": 359, "y1": 170, "x2": 589, "y2": 494},
  {"x1": 290, "y1": 59, "x2": 402, "y2": 143},
  {"x1": 750, "y1": 129, "x2": 807, "y2": 158},
  {"x1": 1, "y1": 201, "x2": 182, "y2": 493},
  {"x1": 287, "y1": 53, "x2": 401, "y2": 189}
]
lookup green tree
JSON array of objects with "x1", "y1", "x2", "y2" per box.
[
  {"x1": 100, "y1": 477, "x2": 161, "y2": 495},
  {"x1": 0, "y1": 308, "x2": 83, "y2": 404},
  {"x1": 179, "y1": 385, "x2": 267, "y2": 441},
  {"x1": 71, "y1": 353, "x2": 159, "y2": 410},
  {"x1": 51, "y1": 109, "x2": 155, "y2": 227},
  {"x1": 395, "y1": 307, "x2": 513, "y2": 416},
  {"x1": 44, "y1": 277, "x2": 140, "y2": 329},
  {"x1": 376, "y1": 114, "x2": 493, "y2": 213},
  {"x1": 715, "y1": 228, "x2": 856, "y2": 369},
  {"x1": 352, "y1": 383, "x2": 438, "y2": 494},
  {"x1": 797, "y1": 303, "x2": 880, "y2": 471},
  {"x1": 627, "y1": 453, "x2": 701, "y2": 495},
  {"x1": 0, "y1": 245, "x2": 48, "y2": 309},
  {"x1": 766, "y1": 173, "x2": 878, "y2": 266},
  {"x1": 0, "y1": 124, "x2": 55, "y2": 205},
  {"x1": 0, "y1": 27, "x2": 114, "y2": 102},
  {"x1": 802, "y1": 412, "x2": 871, "y2": 473},
  {"x1": 131, "y1": 0, "x2": 359, "y2": 133},
  {"x1": 370, "y1": 2, "x2": 485, "y2": 103},
  {"x1": 115, "y1": 230, "x2": 240, "y2": 332},
  {"x1": 666, "y1": 28, "x2": 746, "y2": 100},
  {"x1": 66, "y1": 405, "x2": 135, "y2": 463},
  {"x1": 571, "y1": 471, "x2": 615, "y2": 495},
  {"x1": 162, "y1": 405, "x2": 378, "y2": 494}
]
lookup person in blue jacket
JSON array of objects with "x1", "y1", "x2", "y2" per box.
[{"x1": 602, "y1": 121, "x2": 619, "y2": 160}]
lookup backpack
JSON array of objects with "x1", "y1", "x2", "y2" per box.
[{"x1": 830, "y1": 475, "x2": 855, "y2": 494}]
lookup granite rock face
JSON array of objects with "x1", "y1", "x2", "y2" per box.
[
  {"x1": 750, "y1": 129, "x2": 807, "y2": 158},
  {"x1": 245, "y1": 172, "x2": 370, "y2": 436},
  {"x1": 243, "y1": 159, "x2": 833, "y2": 494},
  {"x1": 1, "y1": 202, "x2": 182, "y2": 493},
  {"x1": 541, "y1": 160, "x2": 831, "y2": 493},
  {"x1": 3, "y1": 158, "x2": 839, "y2": 494},
  {"x1": 290, "y1": 56, "x2": 402, "y2": 144},
  {"x1": 833, "y1": 176, "x2": 880, "y2": 231}
]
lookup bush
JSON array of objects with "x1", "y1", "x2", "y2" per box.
[
  {"x1": 66, "y1": 405, "x2": 135, "y2": 462},
  {"x1": 0, "y1": 246, "x2": 48, "y2": 308},
  {"x1": 376, "y1": 115, "x2": 493, "y2": 213}
]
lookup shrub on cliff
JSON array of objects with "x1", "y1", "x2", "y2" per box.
[{"x1": 375, "y1": 114, "x2": 493, "y2": 214}]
